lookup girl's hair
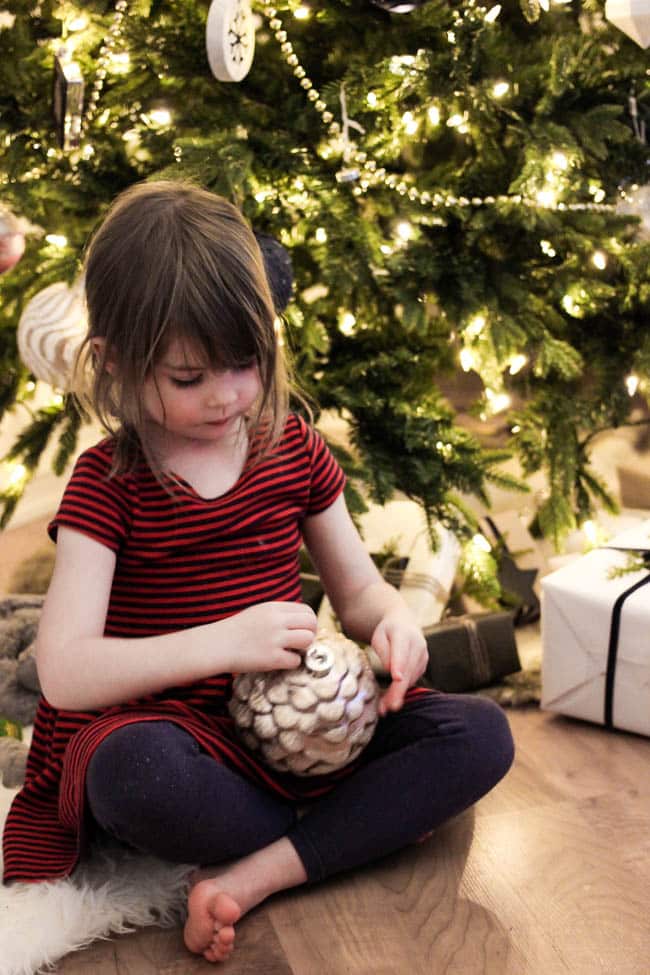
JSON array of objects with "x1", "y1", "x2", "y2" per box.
[{"x1": 75, "y1": 180, "x2": 294, "y2": 478}]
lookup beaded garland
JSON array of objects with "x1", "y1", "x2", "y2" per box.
[{"x1": 259, "y1": 2, "x2": 616, "y2": 215}]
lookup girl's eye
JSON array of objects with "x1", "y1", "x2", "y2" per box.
[{"x1": 171, "y1": 374, "x2": 203, "y2": 388}]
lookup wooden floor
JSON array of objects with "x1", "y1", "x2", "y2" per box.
[
  {"x1": 48, "y1": 706, "x2": 650, "y2": 975},
  {"x1": 2, "y1": 516, "x2": 649, "y2": 974}
]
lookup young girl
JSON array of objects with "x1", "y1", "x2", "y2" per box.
[{"x1": 2, "y1": 181, "x2": 514, "y2": 964}]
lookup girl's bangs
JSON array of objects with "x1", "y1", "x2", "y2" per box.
[{"x1": 164, "y1": 292, "x2": 263, "y2": 372}]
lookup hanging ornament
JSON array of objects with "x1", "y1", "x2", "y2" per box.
[
  {"x1": 0, "y1": 208, "x2": 26, "y2": 274},
  {"x1": 369, "y1": 1, "x2": 426, "y2": 11},
  {"x1": 617, "y1": 183, "x2": 650, "y2": 239},
  {"x1": 519, "y1": 0, "x2": 541, "y2": 24},
  {"x1": 605, "y1": 0, "x2": 650, "y2": 47},
  {"x1": 53, "y1": 53, "x2": 85, "y2": 150},
  {"x1": 17, "y1": 279, "x2": 87, "y2": 389},
  {"x1": 254, "y1": 232, "x2": 294, "y2": 312},
  {"x1": 206, "y1": 0, "x2": 256, "y2": 82}
]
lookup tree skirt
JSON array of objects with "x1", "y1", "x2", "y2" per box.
[{"x1": 0, "y1": 782, "x2": 194, "y2": 975}]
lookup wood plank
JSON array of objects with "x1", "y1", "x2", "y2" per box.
[
  {"x1": 54, "y1": 910, "x2": 294, "y2": 974},
  {"x1": 478, "y1": 708, "x2": 650, "y2": 818},
  {"x1": 269, "y1": 812, "x2": 553, "y2": 975},
  {"x1": 468, "y1": 797, "x2": 650, "y2": 974}
]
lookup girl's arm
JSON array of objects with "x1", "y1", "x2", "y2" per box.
[
  {"x1": 36, "y1": 526, "x2": 317, "y2": 711},
  {"x1": 302, "y1": 494, "x2": 428, "y2": 714}
]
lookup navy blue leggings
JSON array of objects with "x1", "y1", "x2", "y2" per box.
[{"x1": 85, "y1": 692, "x2": 514, "y2": 882}]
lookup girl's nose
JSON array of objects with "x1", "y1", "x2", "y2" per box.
[{"x1": 206, "y1": 373, "x2": 237, "y2": 408}]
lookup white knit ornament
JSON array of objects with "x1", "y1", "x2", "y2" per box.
[{"x1": 17, "y1": 279, "x2": 87, "y2": 389}]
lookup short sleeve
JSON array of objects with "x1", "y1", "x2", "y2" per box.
[
  {"x1": 294, "y1": 414, "x2": 346, "y2": 515},
  {"x1": 48, "y1": 441, "x2": 132, "y2": 552}
]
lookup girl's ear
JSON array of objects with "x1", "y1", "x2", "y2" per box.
[{"x1": 90, "y1": 338, "x2": 116, "y2": 375}]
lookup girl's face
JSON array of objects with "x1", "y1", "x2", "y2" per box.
[{"x1": 142, "y1": 338, "x2": 262, "y2": 447}]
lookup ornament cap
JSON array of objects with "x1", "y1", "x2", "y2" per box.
[{"x1": 304, "y1": 643, "x2": 334, "y2": 677}]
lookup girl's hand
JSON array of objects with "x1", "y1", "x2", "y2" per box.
[
  {"x1": 221, "y1": 601, "x2": 318, "y2": 674},
  {"x1": 371, "y1": 612, "x2": 428, "y2": 716}
]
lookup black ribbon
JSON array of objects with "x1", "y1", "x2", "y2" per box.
[{"x1": 604, "y1": 573, "x2": 650, "y2": 728}]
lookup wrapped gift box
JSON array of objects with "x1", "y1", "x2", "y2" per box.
[
  {"x1": 316, "y1": 499, "x2": 460, "y2": 632},
  {"x1": 420, "y1": 612, "x2": 521, "y2": 693},
  {"x1": 541, "y1": 521, "x2": 650, "y2": 736}
]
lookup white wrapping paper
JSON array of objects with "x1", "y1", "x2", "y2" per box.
[{"x1": 541, "y1": 521, "x2": 650, "y2": 736}]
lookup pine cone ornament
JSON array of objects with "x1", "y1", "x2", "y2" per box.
[{"x1": 229, "y1": 631, "x2": 380, "y2": 776}]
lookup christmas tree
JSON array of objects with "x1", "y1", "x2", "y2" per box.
[{"x1": 1, "y1": 0, "x2": 649, "y2": 594}]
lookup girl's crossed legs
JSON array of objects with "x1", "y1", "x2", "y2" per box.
[{"x1": 85, "y1": 692, "x2": 514, "y2": 962}]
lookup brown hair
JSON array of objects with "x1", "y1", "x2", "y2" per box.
[{"x1": 74, "y1": 180, "x2": 294, "y2": 478}]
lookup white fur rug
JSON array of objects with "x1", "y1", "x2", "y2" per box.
[{"x1": 0, "y1": 777, "x2": 194, "y2": 975}]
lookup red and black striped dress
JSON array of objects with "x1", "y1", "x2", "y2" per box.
[{"x1": 2, "y1": 413, "x2": 346, "y2": 883}]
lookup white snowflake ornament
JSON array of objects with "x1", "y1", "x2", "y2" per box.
[{"x1": 206, "y1": 0, "x2": 256, "y2": 83}]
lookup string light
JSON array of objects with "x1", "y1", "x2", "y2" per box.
[
  {"x1": 460, "y1": 348, "x2": 475, "y2": 371},
  {"x1": 485, "y1": 388, "x2": 512, "y2": 413},
  {"x1": 315, "y1": 226, "x2": 328, "y2": 242},
  {"x1": 339, "y1": 311, "x2": 357, "y2": 335},
  {"x1": 45, "y1": 234, "x2": 68, "y2": 247},
  {"x1": 294, "y1": 5, "x2": 311, "y2": 19},
  {"x1": 263, "y1": 5, "x2": 619, "y2": 216},
  {"x1": 402, "y1": 111, "x2": 419, "y2": 135},
  {"x1": 484, "y1": 5, "x2": 502, "y2": 23},
  {"x1": 492, "y1": 81, "x2": 510, "y2": 98},
  {"x1": 508, "y1": 353, "x2": 528, "y2": 375},
  {"x1": 592, "y1": 250, "x2": 607, "y2": 270},
  {"x1": 626, "y1": 374, "x2": 640, "y2": 396},
  {"x1": 472, "y1": 533, "x2": 492, "y2": 552}
]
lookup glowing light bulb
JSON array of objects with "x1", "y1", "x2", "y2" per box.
[
  {"x1": 315, "y1": 227, "x2": 328, "y2": 243},
  {"x1": 402, "y1": 111, "x2": 419, "y2": 135},
  {"x1": 536, "y1": 189, "x2": 556, "y2": 208},
  {"x1": 552, "y1": 151, "x2": 568, "y2": 170},
  {"x1": 492, "y1": 81, "x2": 510, "y2": 98},
  {"x1": 485, "y1": 5, "x2": 502, "y2": 22},
  {"x1": 472, "y1": 533, "x2": 492, "y2": 552},
  {"x1": 460, "y1": 348, "x2": 475, "y2": 372},
  {"x1": 7, "y1": 463, "x2": 27, "y2": 487},
  {"x1": 562, "y1": 294, "x2": 581, "y2": 317},
  {"x1": 148, "y1": 107, "x2": 172, "y2": 127},
  {"x1": 447, "y1": 113, "x2": 465, "y2": 128},
  {"x1": 466, "y1": 314, "x2": 486, "y2": 337},
  {"x1": 396, "y1": 221, "x2": 414, "y2": 242},
  {"x1": 294, "y1": 4, "x2": 310, "y2": 18},
  {"x1": 540, "y1": 239, "x2": 556, "y2": 257},
  {"x1": 45, "y1": 234, "x2": 68, "y2": 247},
  {"x1": 339, "y1": 312, "x2": 357, "y2": 336},
  {"x1": 508, "y1": 354, "x2": 528, "y2": 375},
  {"x1": 485, "y1": 389, "x2": 512, "y2": 413},
  {"x1": 68, "y1": 14, "x2": 88, "y2": 31},
  {"x1": 367, "y1": 91, "x2": 378, "y2": 108},
  {"x1": 626, "y1": 374, "x2": 640, "y2": 396},
  {"x1": 592, "y1": 251, "x2": 607, "y2": 270},
  {"x1": 427, "y1": 105, "x2": 440, "y2": 126},
  {"x1": 582, "y1": 520, "x2": 598, "y2": 546}
]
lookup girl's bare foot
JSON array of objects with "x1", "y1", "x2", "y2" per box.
[
  {"x1": 183, "y1": 837, "x2": 307, "y2": 963},
  {"x1": 184, "y1": 886, "x2": 241, "y2": 963}
]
